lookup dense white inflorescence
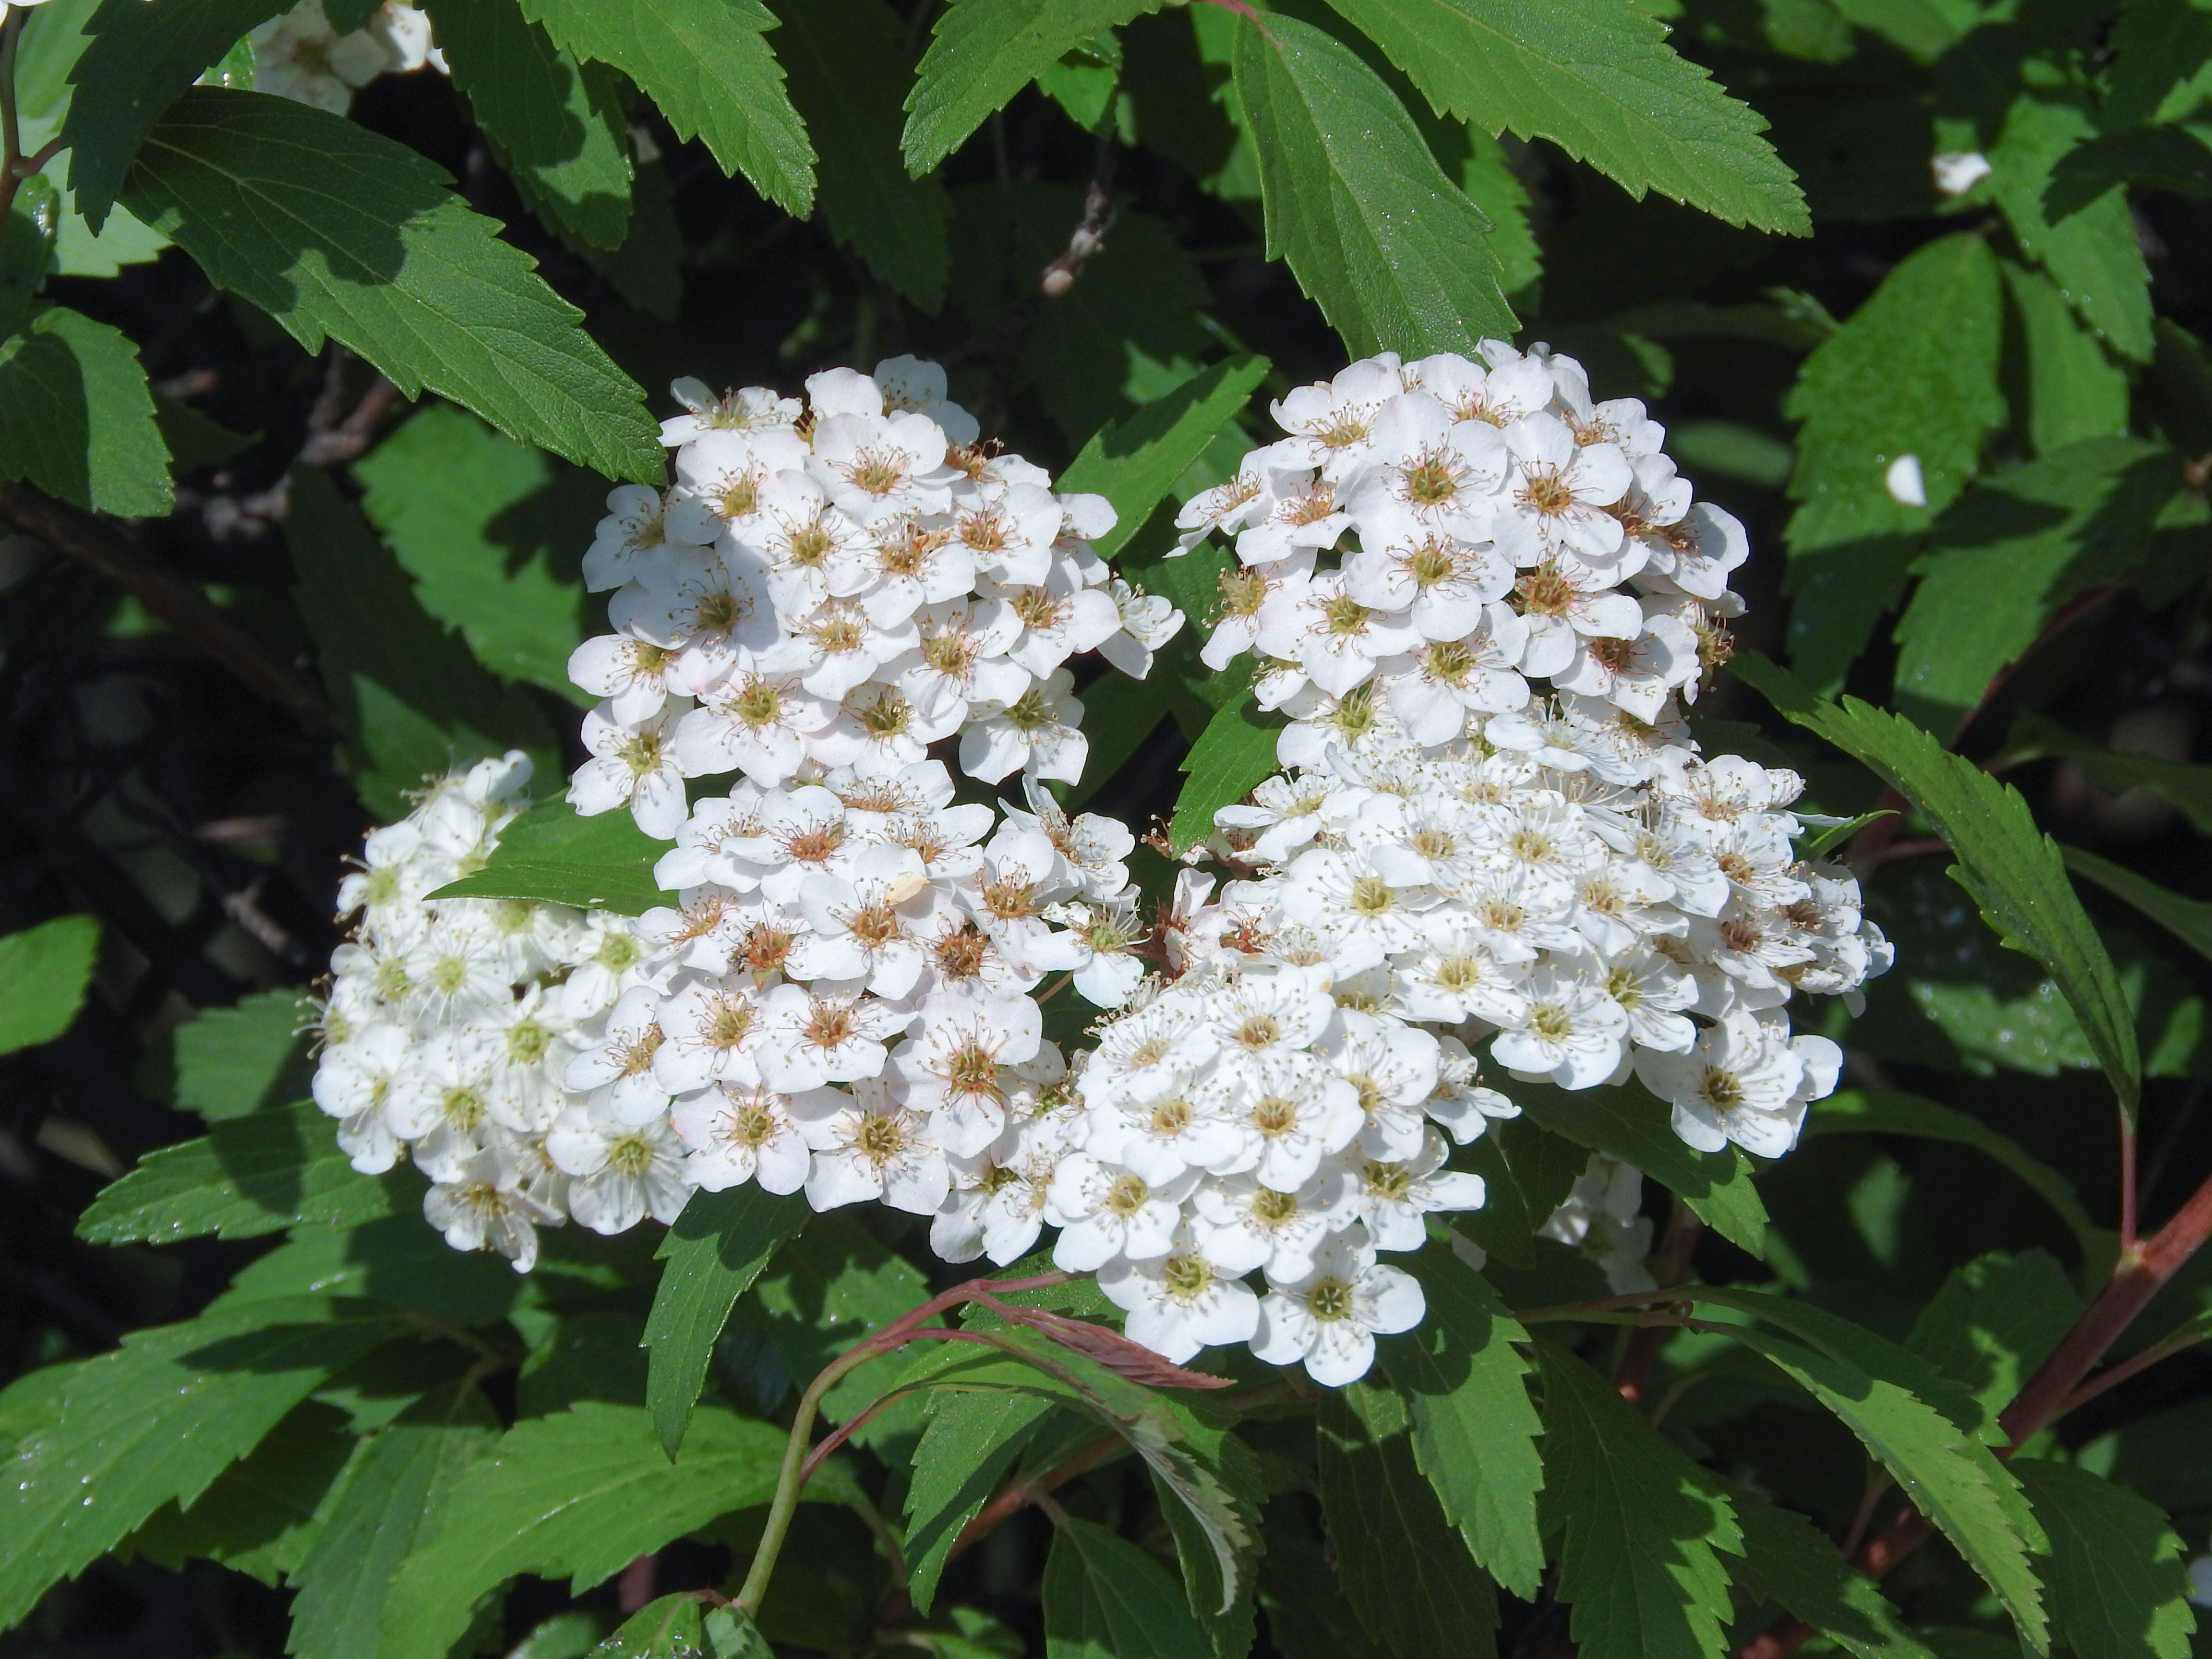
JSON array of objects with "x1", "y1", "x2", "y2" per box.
[
  {"x1": 246, "y1": 0, "x2": 444, "y2": 114},
  {"x1": 311, "y1": 348, "x2": 1891, "y2": 1388}
]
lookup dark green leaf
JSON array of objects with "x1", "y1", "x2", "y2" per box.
[
  {"x1": 120, "y1": 88, "x2": 662, "y2": 481},
  {"x1": 1153, "y1": 1429, "x2": 1266, "y2": 1652},
  {"x1": 769, "y1": 0, "x2": 950, "y2": 309},
  {"x1": 1802, "y1": 1091, "x2": 2100, "y2": 1259},
  {"x1": 1044, "y1": 1514, "x2": 1212, "y2": 1659},
  {"x1": 173, "y1": 990, "x2": 314, "y2": 1121},
  {"x1": 1318, "y1": 1381, "x2": 1499, "y2": 1659},
  {"x1": 1728, "y1": 1328, "x2": 2049, "y2": 1648},
  {"x1": 517, "y1": 0, "x2": 814, "y2": 216},
  {"x1": 2064, "y1": 845, "x2": 2212, "y2": 979},
  {"x1": 0, "y1": 914, "x2": 98, "y2": 1055},
  {"x1": 1894, "y1": 440, "x2": 2176, "y2": 734},
  {"x1": 1060, "y1": 355, "x2": 1268, "y2": 560},
  {"x1": 0, "y1": 304, "x2": 171, "y2": 516},
  {"x1": 354, "y1": 402, "x2": 601, "y2": 701},
  {"x1": 1722, "y1": 1479, "x2": 1935, "y2": 1659},
  {"x1": 384, "y1": 1402, "x2": 818, "y2": 1658},
  {"x1": 2016, "y1": 1460, "x2": 2194, "y2": 1659},
  {"x1": 903, "y1": 0, "x2": 1160, "y2": 174},
  {"x1": 210, "y1": 1214, "x2": 529, "y2": 1327},
  {"x1": 904, "y1": 1390, "x2": 1058, "y2": 1612},
  {"x1": 595, "y1": 1596, "x2": 705, "y2": 1659},
  {"x1": 1733, "y1": 649, "x2": 2142, "y2": 1120},
  {"x1": 1449, "y1": 1115, "x2": 1588, "y2": 1268},
  {"x1": 1234, "y1": 12, "x2": 1515, "y2": 358},
  {"x1": 120, "y1": 1399, "x2": 356, "y2": 1586},
  {"x1": 437, "y1": 0, "x2": 633, "y2": 250},
  {"x1": 1319, "y1": 0, "x2": 1807, "y2": 232},
  {"x1": 644, "y1": 1184, "x2": 807, "y2": 1456},
  {"x1": 1381, "y1": 1247, "x2": 1544, "y2": 1599},
  {"x1": 1906, "y1": 1252, "x2": 2082, "y2": 1426},
  {"x1": 2001, "y1": 259, "x2": 2131, "y2": 457},
  {"x1": 1781, "y1": 233, "x2": 2006, "y2": 692},
  {"x1": 1989, "y1": 93, "x2": 2154, "y2": 362},
  {"x1": 78, "y1": 1099, "x2": 411, "y2": 1244},
  {"x1": 1062, "y1": 671, "x2": 1173, "y2": 810},
  {"x1": 1800, "y1": 809, "x2": 1896, "y2": 861},
  {"x1": 430, "y1": 797, "x2": 669, "y2": 914},
  {"x1": 58, "y1": 0, "x2": 279, "y2": 231},
  {"x1": 1513, "y1": 1079, "x2": 1768, "y2": 1255},
  {"x1": 0, "y1": 1297, "x2": 406, "y2": 1627},
  {"x1": 1171, "y1": 687, "x2": 1280, "y2": 855},
  {"x1": 288, "y1": 466, "x2": 557, "y2": 818},
  {"x1": 1531, "y1": 1343, "x2": 1742, "y2": 1659}
]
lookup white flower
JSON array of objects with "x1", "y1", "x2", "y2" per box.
[
  {"x1": 547, "y1": 1109, "x2": 691, "y2": 1234},
  {"x1": 1884, "y1": 454, "x2": 1928, "y2": 507},
  {"x1": 1098, "y1": 1232, "x2": 1262, "y2": 1363},
  {"x1": 1491, "y1": 967, "x2": 1631, "y2": 1089},
  {"x1": 794, "y1": 1081, "x2": 950, "y2": 1214},
  {"x1": 1250, "y1": 1233, "x2": 1424, "y2": 1386},
  {"x1": 1634, "y1": 1008, "x2": 1809, "y2": 1157},
  {"x1": 423, "y1": 1152, "x2": 560, "y2": 1273},
  {"x1": 1047, "y1": 1154, "x2": 1194, "y2": 1269},
  {"x1": 671, "y1": 1080, "x2": 824, "y2": 1194},
  {"x1": 1346, "y1": 1130, "x2": 1486, "y2": 1250},
  {"x1": 1930, "y1": 151, "x2": 1993, "y2": 195},
  {"x1": 571, "y1": 701, "x2": 692, "y2": 837}
]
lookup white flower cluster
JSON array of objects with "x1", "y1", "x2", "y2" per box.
[
  {"x1": 563, "y1": 357, "x2": 1182, "y2": 837},
  {"x1": 310, "y1": 754, "x2": 682, "y2": 1274},
  {"x1": 247, "y1": 0, "x2": 444, "y2": 115},
  {"x1": 306, "y1": 348, "x2": 1894, "y2": 1393}
]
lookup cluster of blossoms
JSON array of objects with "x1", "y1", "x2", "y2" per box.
[
  {"x1": 309, "y1": 753, "x2": 676, "y2": 1273},
  {"x1": 246, "y1": 0, "x2": 444, "y2": 114},
  {"x1": 309, "y1": 349, "x2": 1892, "y2": 1389},
  {"x1": 563, "y1": 356, "x2": 1180, "y2": 837}
]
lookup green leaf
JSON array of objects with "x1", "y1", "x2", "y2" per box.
[
  {"x1": 1799, "y1": 809, "x2": 1897, "y2": 861},
  {"x1": 1063, "y1": 670, "x2": 1173, "y2": 809},
  {"x1": 1060, "y1": 356, "x2": 1267, "y2": 560},
  {"x1": 517, "y1": 0, "x2": 814, "y2": 216},
  {"x1": 2063, "y1": 845, "x2": 2212, "y2": 983},
  {"x1": 1450, "y1": 1115, "x2": 1589, "y2": 1269},
  {"x1": 1733, "y1": 649, "x2": 2143, "y2": 1120},
  {"x1": 121, "y1": 1398, "x2": 356, "y2": 1586},
  {"x1": 2000, "y1": 259, "x2": 2131, "y2": 457},
  {"x1": 435, "y1": 0, "x2": 634, "y2": 252},
  {"x1": 1721, "y1": 1479, "x2": 1935, "y2": 1659},
  {"x1": 173, "y1": 990, "x2": 313, "y2": 1120},
  {"x1": 1893, "y1": 438, "x2": 2177, "y2": 733},
  {"x1": 1171, "y1": 686, "x2": 1280, "y2": 855},
  {"x1": 2015, "y1": 1460, "x2": 2194, "y2": 1659},
  {"x1": 1989, "y1": 93, "x2": 2154, "y2": 362},
  {"x1": 209, "y1": 1214, "x2": 529, "y2": 1326},
  {"x1": 58, "y1": 0, "x2": 278, "y2": 231},
  {"x1": 1380, "y1": 1247, "x2": 1544, "y2": 1599},
  {"x1": 903, "y1": 0, "x2": 1160, "y2": 174},
  {"x1": 1729, "y1": 1328, "x2": 2049, "y2": 1649},
  {"x1": 77, "y1": 1098, "x2": 410, "y2": 1244},
  {"x1": 2007, "y1": 714, "x2": 2212, "y2": 838},
  {"x1": 1802, "y1": 1091, "x2": 2100, "y2": 1258},
  {"x1": 2107, "y1": 0, "x2": 2212, "y2": 127},
  {"x1": 0, "y1": 914, "x2": 98, "y2": 1055},
  {"x1": 0, "y1": 1297, "x2": 406, "y2": 1628},
  {"x1": 0, "y1": 304, "x2": 171, "y2": 517},
  {"x1": 430, "y1": 797, "x2": 669, "y2": 914},
  {"x1": 1153, "y1": 1430, "x2": 1266, "y2": 1654},
  {"x1": 904, "y1": 1390, "x2": 1058, "y2": 1613},
  {"x1": 1318, "y1": 0, "x2": 1807, "y2": 233},
  {"x1": 768, "y1": 0, "x2": 950, "y2": 310},
  {"x1": 120, "y1": 88, "x2": 662, "y2": 482},
  {"x1": 1044, "y1": 1514, "x2": 1213, "y2": 1659},
  {"x1": 1530, "y1": 1342, "x2": 1743, "y2": 1659},
  {"x1": 1318, "y1": 1381, "x2": 1499, "y2": 1659},
  {"x1": 1906, "y1": 1252, "x2": 2082, "y2": 1427},
  {"x1": 898, "y1": 1328, "x2": 1259, "y2": 1610},
  {"x1": 353, "y1": 402, "x2": 601, "y2": 701},
  {"x1": 1513, "y1": 1079, "x2": 1768, "y2": 1256},
  {"x1": 595, "y1": 1596, "x2": 704, "y2": 1659},
  {"x1": 384, "y1": 1402, "x2": 815, "y2": 1659},
  {"x1": 1233, "y1": 12, "x2": 1515, "y2": 359},
  {"x1": 644, "y1": 1184, "x2": 807, "y2": 1457},
  {"x1": 288, "y1": 466, "x2": 557, "y2": 818},
  {"x1": 1781, "y1": 232, "x2": 2006, "y2": 692}
]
